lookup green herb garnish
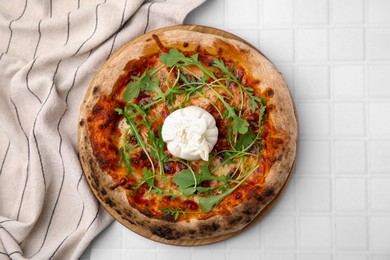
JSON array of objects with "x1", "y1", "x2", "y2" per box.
[
  {"x1": 116, "y1": 47, "x2": 267, "y2": 217},
  {"x1": 160, "y1": 207, "x2": 187, "y2": 221}
]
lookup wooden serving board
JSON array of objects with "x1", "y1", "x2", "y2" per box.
[
  {"x1": 126, "y1": 25, "x2": 252, "y2": 49},
  {"x1": 85, "y1": 25, "x2": 296, "y2": 246}
]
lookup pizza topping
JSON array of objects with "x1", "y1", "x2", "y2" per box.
[
  {"x1": 88, "y1": 47, "x2": 274, "y2": 220},
  {"x1": 161, "y1": 106, "x2": 218, "y2": 161}
]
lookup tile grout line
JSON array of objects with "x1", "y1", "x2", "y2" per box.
[
  {"x1": 293, "y1": 0, "x2": 300, "y2": 258},
  {"x1": 328, "y1": 0, "x2": 337, "y2": 257},
  {"x1": 363, "y1": 0, "x2": 372, "y2": 256},
  {"x1": 122, "y1": 225, "x2": 124, "y2": 260},
  {"x1": 295, "y1": 98, "x2": 390, "y2": 103},
  {"x1": 226, "y1": 24, "x2": 390, "y2": 30},
  {"x1": 274, "y1": 61, "x2": 390, "y2": 67}
]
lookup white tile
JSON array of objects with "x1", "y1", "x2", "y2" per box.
[
  {"x1": 227, "y1": 0, "x2": 259, "y2": 26},
  {"x1": 90, "y1": 249, "x2": 122, "y2": 260},
  {"x1": 264, "y1": 253, "x2": 296, "y2": 260},
  {"x1": 332, "y1": 0, "x2": 364, "y2": 24},
  {"x1": 157, "y1": 242, "x2": 193, "y2": 251},
  {"x1": 261, "y1": 30, "x2": 295, "y2": 63},
  {"x1": 334, "y1": 102, "x2": 365, "y2": 136},
  {"x1": 297, "y1": 102, "x2": 331, "y2": 137},
  {"x1": 333, "y1": 28, "x2": 364, "y2": 61},
  {"x1": 368, "y1": 102, "x2": 390, "y2": 136},
  {"x1": 124, "y1": 251, "x2": 156, "y2": 260},
  {"x1": 157, "y1": 252, "x2": 191, "y2": 260},
  {"x1": 370, "y1": 177, "x2": 390, "y2": 211},
  {"x1": 90, "y1": 222, "x2": 123, "y2": 249},
  {"x1": 299, "y1": 216, "x2": 332, "y2": 250},
  {"x1": 296, "y1": 66, "x2": 329, "y2": 99},
  {"x1": 334, "y1": 140, "x2": 366, "y2": 174},
  {"x1": 226, "y1": 223, "x2": 261, "y2": 249},
  {"x1": 272, "y1": 177, "x2": 296, "y2": 212},
  {"x1": 368, "y1": 0, "x2": 390, "y2": 24},
  {"x1": 277, "y1": 65, "x2": 295, "y2": 98},
  {"x1": 299, "y1": 254, "x2": 332, "y2": 260},
  {"x1": 297, "y1": 0, "x2": 329, "y2": 25},
  {"x1": 192, "y1": 252, "x2": 226, "y2": 260},
  {"x1": 196, "y1": 240, "x2": 226, "y2": 251},
  {"x1": 371, "y1": 255, "x2": 390, "y2": 260},
  {"x1": 184, "y1": 0, "x2": 225, "y2": 27},
  {"x1": 367, "y1": 28, "x2": 390, "y2": 60},
  {"x1": 263, "y1": 215, "x2": 296, "y2": 250},
  {"x1": 298, "y1": 177, "x2": 331, "y2": 211},
  {"x1": 335, "y1": 254, "x2": 368, "y2": 260},
  {"x1": 263, "y1": 0, "x2": 295, "y2": 26},
  {"x1": 335, "y1": 177, "x2": 367, "y2": 211},
  {"x1": 333, "y1": 65, "x2": 365, "y2": 99},
  {"x1": 297, "y1": 29, "x2": 329, "y2": 61},
  {"x1": 123, "y1": 229, "x2": 156, "y2": 249},
  {"x1": 371, "y1": 216, "x2": 390, "y2": 250},
  {"x1": 335, "y1": 216, "x2": 368, "y2": 250},
  {"x1": 228, "y1": 29, "x2": 260, "y2": 49},
  {"x1": 369, "y1": 140, "x2": 390, "y2": 173},
  {"x1": 227, "y1": 252, "x2": 261, "y2": 260},
  {"x1": 296, "y1": 140, "x2": 331, "y2": 175},
  {"x1": 368, "y1": 65, "x2": 390, "y2": 98}
]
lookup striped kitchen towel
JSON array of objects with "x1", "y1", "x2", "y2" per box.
[{"x1": 0, "y1": 0, "x2": 206, "y2": 259}]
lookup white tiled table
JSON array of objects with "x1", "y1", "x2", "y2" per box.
[{"x1": 83, "y1": 0, "x2": 390, "y2": 259}]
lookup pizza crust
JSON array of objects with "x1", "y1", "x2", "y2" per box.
[{"x1": 78, "y1": 26, "x2": 297, "y2": 243}]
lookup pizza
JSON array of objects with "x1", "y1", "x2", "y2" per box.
[{"x1": 78, "y1": 26, "x2": 297, "y2": 244}]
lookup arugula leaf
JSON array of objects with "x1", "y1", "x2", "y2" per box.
[
  {"x1": 160, "y1": 207, "x2": 186, "y2": 221},
  {"x1": 179, "y1": 187, "x2": 197, "y2": 196},
  {"x1": 222, "y1": 104, "x2": 249, "y2": 136},
  {"x1": 173, "y1": 165, "x2": 220, "y2": 191},
  {"x1": 199, "y1": 164, "x2": 259, "y2": 212},
  {"x1": 213, "y1": 58, "x2": 237, "y2": 83},
  {"x1": 124, "y1": 68, "x2": 164, "y2": 103},
  {"x1": 199, "y1": 165, "x2": 212, "y2": 178},
  {"x1": 259, "y1": 97, "x2": 267, "y2": 116},
  {"x1": 143, "y1": 168, "x2": 155, "y2": 187},
  {"x1": 147, "y1": 125, "x2": 167, "y2": 176},
  {"x1": 213, "y1": 57, "x2": 266, "y2": 113},
  {"x1": 119, "y1": 143, "x2": 132, "y2": 175},
  {"x1": 160, "y1": 49, "x2": 185, "y2": 67},
  {"x1": 199, "y1": 193, "x2": 227, "y2": 213},
  {"x1": 173, "y1": 164, "x2": 235, "y2": 198},
  {"x1": 124, "y1": 81, "x2": 140, "y2": 102},
  {"x1": 195, "y1": 186, "x2": 215, "y2": 194},
  {"x1": 233, "y1": 116, "x2": 250, "y2": 135},
  {"x1": 164, "y1": 72, "x2": 204, "y2": 107},
  {"x1": 235, "y1": 130, "x2": 257, "y2": 151},
  {"x1": 160, "y1": 49, "x2": 199, "y2": 67},
  {"x1": 248, "y1": 94, "x2": 261, "y2": 110},
  {"x1": 115, "y1": 107, "x2": 155, "y2": 173},
  {"x1": 173, "y1": 169, "x2": 198, "y2": 189},
  {"x1": 124, "y1": 70, "x2": 151, "y2": 102}
]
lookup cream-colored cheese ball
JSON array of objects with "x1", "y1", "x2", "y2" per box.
[{"x1": 161, "y1": 106, "x2": 218, "y2": 161}]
